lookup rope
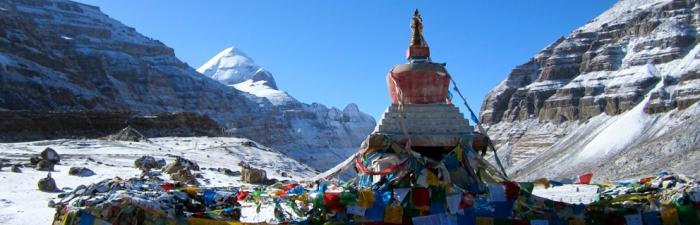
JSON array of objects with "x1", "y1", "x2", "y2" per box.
[
  {"x1": 449, "y1": 78, "x2": 509, "y2": 179},
  {"x1": 354, "y1": 157, "x2": 407, "y2": 175}
]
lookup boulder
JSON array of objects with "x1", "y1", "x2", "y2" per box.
[
  {"x1": 162, "y1": 156, "x2": 199, "y2": 174},
  {"x1": 68, "y1": 167, "x2": 95, "y2": 177},
  {"x1": 38, "y1": 173, "x2": 57, "y2": 192},
  {"x1": 10, "y1": 164, "x2": 21, "y2": 173},
  {"x1": 134, "y1": 156, "x2": 166, "y2": 171},
  {"x1": 40, "y1": 147, "x2": 60, "y2": 164},
  {"x1": 170, "y1": 168, "x2": 198, "y2": 185},
  {"x1": 30, "y1": 156, "x2": 41, "y2": 165},
  {"x1": 218, "y1": 168, "x2": 240, "y2": 177},
  {"x1": 36, "y1": 160, "x2": 54, "y2": 171},
  {"x1": 241, "y1": 164, "x2": 267, "y2": 184}
]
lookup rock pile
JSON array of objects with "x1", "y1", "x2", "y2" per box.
[
  {"x1": 106, "y1": 126, "x2": 149, "y2": 142},
  {"x1": 162, "y1": 156, "x2": 199, "y2": 174},
  {"x1": 31, "y1": 147, "x2": 61, "y2": 171},
  {"x1": 162, "y1": 157, "x2": 200, "y2": 185}
]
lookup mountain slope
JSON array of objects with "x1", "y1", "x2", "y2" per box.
[
  {"x1": 480, "y1": 0, "x2": 700, "y2": 181},
  {"x1": 0, "y1": 0, "x2": 375, "y2": 171},
  {"x1": 0, "y1": 0, "x2": 266, "y2": 120},
  {"x1": 198, "y1": 47, "x2": 376, "y2": 170}
]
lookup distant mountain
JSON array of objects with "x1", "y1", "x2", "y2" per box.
[
  {"x1": 198, "y1": 47, "x2": 376, "y2": 170},
  {"x1": 0, "y1": 0, "x2": 375, "y2": 171},
  {"x1": 480, "y1": 0, "x2": 700, "y2": 181}
]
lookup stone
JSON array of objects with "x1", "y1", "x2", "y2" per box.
[
  {"x1": 134, "y1": 156, "x2": 166, "y2": 171},
  {"x1": 30, "y1": 156, "x2": 41, "y2": 165},
  {"x1": 171, "y1": 168, "x2": 198, "y2": 185},
  {"x1": 162, "y1": 156, "x2": 199, "y2": 174},
  {"x1": 68, "y1": 167, "x2": 95, "y2": 177},
  {"x1": 38, "y1": 173, "x2": 57, "y2": 192},
  {"x1": 241, "y1": 164, "x2": 267, "y2": 184},
  {"x1": 10, "y1": 164, "x2": 21, "y2": 173},
  {"x1": 36, "y1": 160, "x2": 54, "y2": 171},
  {"x1": 218, "y1": 168, "x2": 240, "y2": 177},
  {"x1": 40, "y1": 147, "x2": 60, "y2": 164}
]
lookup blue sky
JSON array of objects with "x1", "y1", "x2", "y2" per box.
[{"x1": 77, "y1": 0, "x2": 616, "y2": 120}]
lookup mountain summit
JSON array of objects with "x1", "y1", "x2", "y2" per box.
[{"x1": 197, "y1": 47, "x2": 278, "y2": 89}]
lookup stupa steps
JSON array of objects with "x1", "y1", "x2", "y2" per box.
[{"x1": 374, "y1": 104, "x2": 474, "y2": 135}]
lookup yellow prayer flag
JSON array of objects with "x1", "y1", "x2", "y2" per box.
[
  {"x1": 384, "y1": 202, "x2": 403, "y2": 224},
  {"x1": 476, "y1": 217, "x2": 494, "y2": 225},
  {"x1": 661, "y1": 207, "x2": 680, "y2": 225},
  {"x1": 357, "y1": 189, "x2": 374, "y2": 208}
]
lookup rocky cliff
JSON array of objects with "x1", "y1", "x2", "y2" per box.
[
  {"x1": 480, "y1": 0, "x2": 700, "y2": 181},
  {"x1": 0, "y1": 0, "x2": 375, "y2": 171}
]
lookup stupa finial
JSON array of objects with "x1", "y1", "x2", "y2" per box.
[
  {"x1": 410, "y1": 9, "x2": 425, "y2": 47},
  {"x1": 407, "y1": 9, "x2": 430, "y2": 61}
]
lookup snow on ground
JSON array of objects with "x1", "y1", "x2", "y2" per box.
[
  {"x1": 576, "y1": 67, "x2": 662, "y2": 159},
  {"x1": 0, "y1": 137, "x2": 317, "y2": 225},
  {"x1": 532, "y1": 184, "x2": 599, "y2": 204}
]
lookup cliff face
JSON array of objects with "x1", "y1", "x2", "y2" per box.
[
  {"x1": 479, "y1": 0, "x2": 700, "y2": 181},
  {"x1": 0, "y1": 0, "x2": 375, "y2": 171},
  {"x1": 0, "y1": 0, "x2": 263, "y2": 118}
]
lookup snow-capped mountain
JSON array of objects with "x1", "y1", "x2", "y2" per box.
[
  {"x1": 0, "y1": 0, "x2": 375, "y2": 171},
  {"x1": 480, "y1": 0, "x2": 700, "y2": 181},
  {"x1": 198, "y1": 47, "x2": 376, "y2": 170},
  {"x1": 197, "y1": 47, "x2": 296, "y2": 106},
  {"x1": 198, "y1": 47, "x2": 278, "y2": 89}
]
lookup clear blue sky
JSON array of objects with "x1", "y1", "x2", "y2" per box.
[{"x1": 77, "y1": 0, "x2": 616, "y2": 120}]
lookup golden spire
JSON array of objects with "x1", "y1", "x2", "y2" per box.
[
  {"x1": 410, "y1": 9, "x2": 426, "y2": 47},
  {"x1": 407, "y1": 9, "x2": 430, "y2": 61}
]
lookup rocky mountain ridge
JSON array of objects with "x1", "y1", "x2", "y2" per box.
[{"x1": 479, "y1": 0, "x2": 700, "y2": 181}]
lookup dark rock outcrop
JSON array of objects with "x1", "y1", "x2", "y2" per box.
[{"x1": 0, "y1": 111, "x2": 222, "y2": 142}]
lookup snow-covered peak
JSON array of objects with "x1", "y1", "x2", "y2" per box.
[
  {"x1": 197, "y1": 47, "x2": 278, "y2": 89},
  {"x1": 578, "y1": 0, "x2": 671, "y2": 32}
]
